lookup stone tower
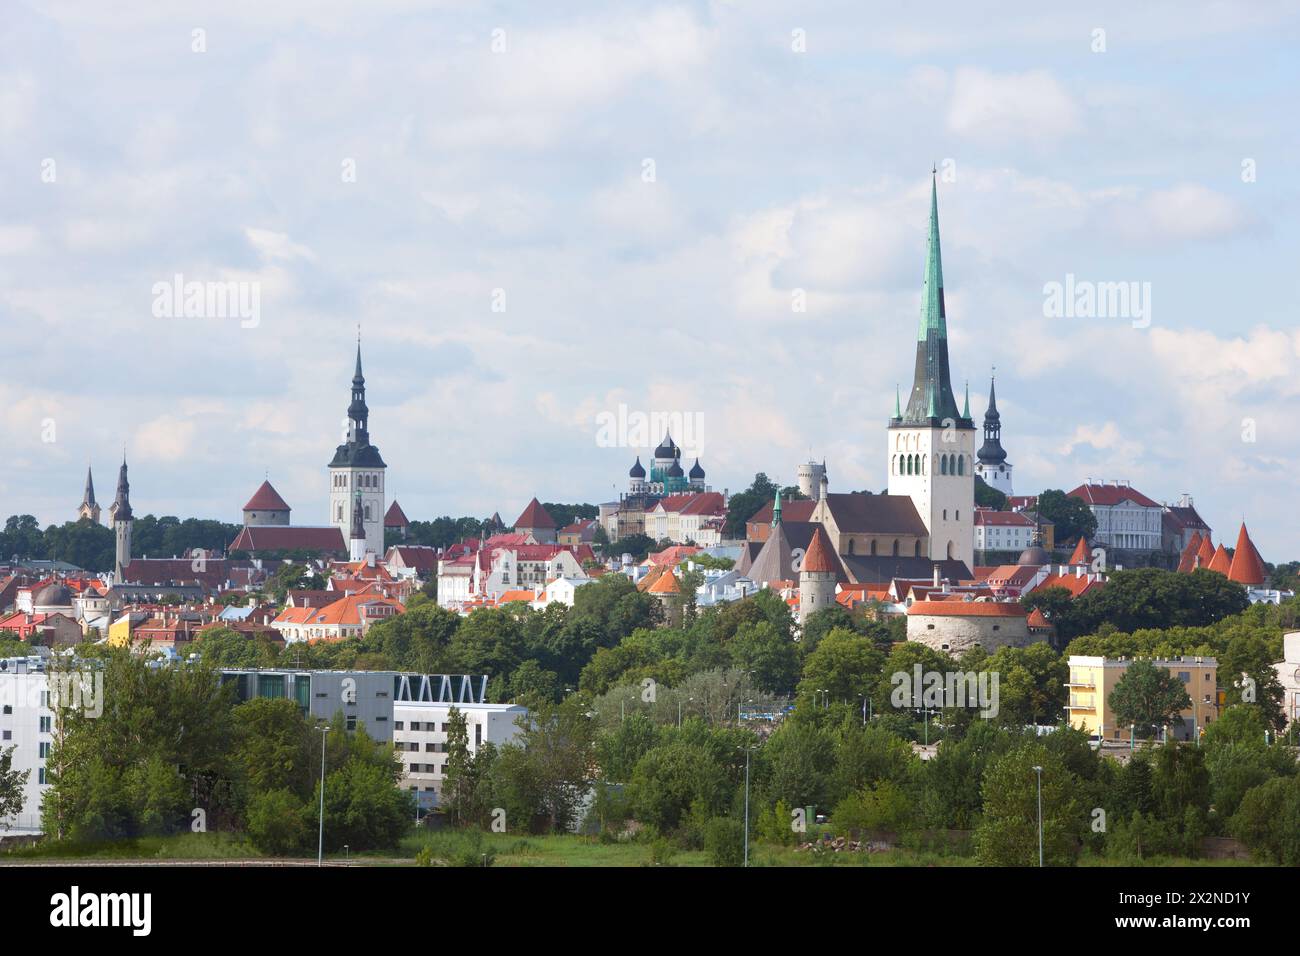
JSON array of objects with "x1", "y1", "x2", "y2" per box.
[
  {"x1": 798, "y1": 525, "x2": 838, "y2": 625},
  {"x1": 328, "y1": 338, "x2": 386, "y2": 556},
  {"x1": 111, "y1": 456, "x2": 133, "y2": 581},
  {"x1": 886, "y1": 173, "x2": 976, "y2": 570}
]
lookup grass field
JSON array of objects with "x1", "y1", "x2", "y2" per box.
[{"x1": 0, "y1": 830, "x2": 1268, "y2": 867}]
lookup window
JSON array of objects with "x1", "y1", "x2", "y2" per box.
[
  {"x1": 395, "y1": 721, "x2": 404, "y2": 731},
  {"x1": 39, "y1": 716, "x2": 51, "y2": 733},
  {"x1": 1, "y1": 731, "x2": 9, "y2": 741},
  {"x1": 39, "y1": 768, "x2": 47, "y2": 785},
  {"x1": 2, "y1": 705, "x2": 10, "y2": 715},
  {"x1": 39, "y1": 742, "x2": 51, "y2": 758}
]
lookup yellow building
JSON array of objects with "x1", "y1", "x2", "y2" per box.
[
  {"x1": 1065, "y1": 655, "x2": 1218, "y2": 741},
  {"x1": 107, "y1": 612, "x2": 135, "y2": 647}
]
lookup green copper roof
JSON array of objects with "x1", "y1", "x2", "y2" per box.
[
  {"x1": 894, "y1": 384, "x2": 901, "y2": 419},
  {"x1": 962, "y1": 381, "x2": 970, "y2": 419},
  {"x1": 772, "y1": 489, "x2": 782, "y2": 526},
  {"x1": 917, "y1": 173, "x2": 946, "y2": 343}
]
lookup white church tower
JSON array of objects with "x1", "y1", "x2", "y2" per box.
[
  {"x1": 974, "y1": 376, "x2": 1013, "y2": 495},
  {"x1": 328, "y1": 339, "x2": 386, "y2": 556},
  {"x1": 886, "y1": 173, "x2": 976, "y2": 571}
]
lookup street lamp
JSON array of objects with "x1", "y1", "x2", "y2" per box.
[
  {"x1": 738, "y1": 744, "x2": 753, "y2": 867},
  {"x1": 1032, "y1": 765, "x2": 1044, "y2": 868},
  {"x1": 318, "y1": 725, "x2": 328, "y2": 866}
]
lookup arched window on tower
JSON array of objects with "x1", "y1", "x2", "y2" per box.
[
  {"x1": 957, "y1": 456, "x2": 965, "y2": 476},
  {"x1": 940, "y1": 456, "x2": 948, "y2": 475}
]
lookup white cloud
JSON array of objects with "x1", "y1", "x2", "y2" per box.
[{"x1": 947, "y1": 68, "x2": 1081, "y2": 143}]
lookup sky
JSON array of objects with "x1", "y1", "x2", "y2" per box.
[{"x1": 2, "y1": 1, "x2": 1299, "y2": 557}]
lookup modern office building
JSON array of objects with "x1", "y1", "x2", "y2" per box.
[{"x1": 393, "y1": 700, "x2": 527, "y2": 810}]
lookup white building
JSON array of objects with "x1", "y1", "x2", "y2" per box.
[
  {"x1": 1068, "y1": 480, "x2": 1164, "y2": 552},
  {"x1": 1275, "y1": 632, "x2": 1300, "y2": 727},
  {"x1": 0, "y1": 658, "x2": 53, "y2": 834},
  {"x1": 394, "y1": 701, "x2": 527, "y2": 809},
  {"x1": 974, "y1": 508, "x2": 1036, "y2": 553}
]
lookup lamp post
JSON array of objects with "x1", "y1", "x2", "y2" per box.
[
  {"x1": 739, "y1": 744, "x2": 753, "y2": 867},
  {"x1": 317, "y1": 725, "x2": 328, "y2": 866},
  {"x1": 1032, "y1": 765, "x2": 1044, "y2": 868}
]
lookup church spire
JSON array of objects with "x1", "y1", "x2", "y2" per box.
[
  {"x1": 772, "y1": 488, "x2": 782, "y2": 527},
  {"x1": 82, "y1": 465, "x2": 96, "y2": 508},
  {"x1": 898, "y1": 172, "x2": 969, "y2": 428},
  {"x1": 977, "y1": 375, "x2": 1008, "y2": 465},
  {"x1": 112, "y1": 456, "x2": 132, "y2": 522}
]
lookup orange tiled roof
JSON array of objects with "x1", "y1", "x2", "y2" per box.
[
  {"x1": 1227, "y1": 523, "x2": 1266, "y2": 586},
  {"x1": 906, "y1": 600, "x2": 1027, "y2": 618},
  {"x1": 1208, "y1": 543, "x2": 1232, "y2": 575}
]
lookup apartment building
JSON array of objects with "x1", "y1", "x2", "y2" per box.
[
  {"x1": 1065, "y1": 655, "x2": 1218, "y2": 741},
  {"x1": 394, "y1": 700, "x2": 527, "y2": 811}
]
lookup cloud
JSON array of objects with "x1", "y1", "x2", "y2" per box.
[{"x1": 947, "y1": 68, "x2": 1081, "y2": 143}]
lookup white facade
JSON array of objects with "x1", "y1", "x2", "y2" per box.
[
  {"x1": 1276, "y1": 632, "x2": 1300, "y2": 727},
  {"x1": 974, "y1": 458, "x2": 1013, "y2": 495},
  {"x1": 0, "y1": 661, "x2": 52, "y2": 833},
  {"x1": 887, "y1": 425, "x2": 975, "y2": 570},
  {"x1": 394, "y1": 701, "x2": 527, "y2": 806},
  {"x1": 974, "y1": 510, "x2": 1035, "y2": 553},
  {"x1": 329, "y1": 469, "x2": 384, "y2": 556}
]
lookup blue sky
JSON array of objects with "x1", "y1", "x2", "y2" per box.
[{"x1": 2, "y1": 1, "x2": 1298, "y2": 557}]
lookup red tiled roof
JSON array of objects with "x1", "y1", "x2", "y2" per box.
[
  {"x1": 1227, "y1": 523, "x2": 1266, "y2": 586},
  {"x1": 1068, "y1": 537, "x2": 1091, "y2": 566},
  {"x1": 1067, "y1": 483, "x2": 1161, "y2": 509},
  {"x1": 648, "y1": 570, "x2": 680, "y2": 594},
  {"x1": 1035, "y1": 572, "x2": 1103, "y2": 598},
  {"x1": 1027, "y1": 608, "x2": 1051, "y2": 628},
  {"x1": 1196, "y1": 535, "x2": 1215, "y2": 568},
  {"x1": 801, "y1": 526, "x2": 837, "y2": 574},
  {"x1": 243, "y1": 480, "x2": 291, "y2": 512},
  {"x1": 229, "y1": 526, "x2": 346, "y2": 554},
  {"x1": 513, "y1": 498, "x2": 556, "y2": 530},
  {"x1": 1208, "y1": 543, "x2": 1232, "y2": 575},
  {"x1": 974, "y1": 509, "x2": 1034, "y2": 527},
  {"x1": 906, "y1": 601, "x2": 1027, "y2": 618},
  {"x1": 385, "y1": 500, "x2": 410, "y2": 527}
]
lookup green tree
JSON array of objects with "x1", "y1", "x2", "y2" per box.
[
  {"x1": 1034, "y1": 489, "x2": 1097, "y2": 544},
  {"x1": 1108, "y1": 659, "x2": 1192, "y2": 739},
  {"x1": 246, "y1": 789, "x2": 309, "y2": 855},
  {"x1": 975, "y1": 744, "x2": 1082, "y2": 866},
  {"x1": 0, "y1": 745, "x2": 30, "y2": 828}
]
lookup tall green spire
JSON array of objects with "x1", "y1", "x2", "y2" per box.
[
  {"x1": 772, "y1": 489, "x2": 782, "y2": 527},
  {"x1": 896, "y1": 170, "x2": 970, "y2": 430},
  {"x1": 894, "y1": 384, "x2": 901, "y2": 419},
  {"x1": 918, "y1": 170, "x2": 946, "y2": 343},
  {"x1": 962, "y1": 380, "x2": 970, "y2": 419}
]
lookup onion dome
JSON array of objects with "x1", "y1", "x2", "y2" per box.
[
  {"x1": 629, "y1": 456, "x2": 646, "y2": 479},
  {"x1": 667, "y1": 459, "x2": 684, "y2": 478},
  {"x1": 688, "y1": 458, "x2": 705, "y2": 480},
  {"x1": 654, "y1": 433, "x2": 679, "y2": 459}
]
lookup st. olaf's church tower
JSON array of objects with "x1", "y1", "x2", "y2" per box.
[
  {"x1": 887, "y1": 173, "x2": 976, "y2": 571},
  {"x1": 328, "y1": 340, "x2": 386, "y2": 556}
]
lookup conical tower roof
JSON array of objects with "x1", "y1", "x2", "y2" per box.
[
  {"x1": 1208, "y1": 543, "x2": 1232, "y2": 575},
  {"x1": 1068, "y1": 536, "x2": 1090, "y2": 566},
  {"x1": 1227, "y1": 523, "x2": 1266, "y2": 586},
  {"x1": 801, "y1": 526, "x2": 838, "y2": 575}
]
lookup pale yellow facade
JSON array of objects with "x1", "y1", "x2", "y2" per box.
[{"x1": 1065, "y1": 655, "x2": 1218, "y2": 741}]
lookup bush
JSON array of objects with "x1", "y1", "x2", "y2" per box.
[
  {"x1": 703, "y1": 817, "x2": 745, "y2": 867},
  {"x1": 415, "y1": 829, "x2": 497, "y2": 867},
  {"x1": 246, "y1": 789, "x2": 309, "y2": 856}
]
